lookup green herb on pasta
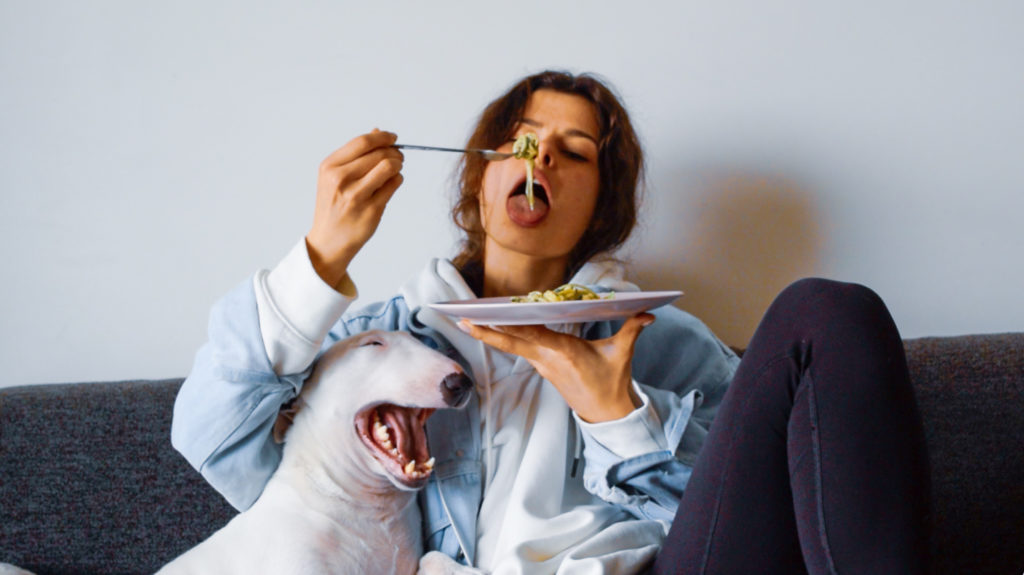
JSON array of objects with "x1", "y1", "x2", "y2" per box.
[{"x1": 513, "y1": 132, "x2": 540, "y2": 210}]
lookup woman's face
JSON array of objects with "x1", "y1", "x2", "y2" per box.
[{"x1": 478, "y1": 89, "x2": 601, "y2": 270}]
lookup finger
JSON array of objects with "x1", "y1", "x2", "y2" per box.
[
  {"x1": 329, "y1": 130, "x2": 400, "y2": 166},
  {"x1": 498, "y1": 325, "x2": 587, "y2": 356},
  {"x1": 490, "y1": 324, "x2": 558, "y2": 342},
  {"x1": 348, "y1": 155, "x2": 404, "y2": 201},
  {"x1": 319, "y1": 147, "x2": 402, "y2": 197},
  {"x1": 366, "y1": 172, "x2": 404, "y2": 210},
  {"x1": 459, "y1": 321, "x2": 542, "y2": 360},
  {"x1": 322, "y1": 130, "x2": 400, "y2": 167},
  {"x1": 327, "y1": 146, "x2": 403, "y2": 184},
  {"x1": 317, "y1": 149, "x2": 403, "y2": 202}
]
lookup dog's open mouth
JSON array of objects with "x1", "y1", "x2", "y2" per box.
[{"x1": 355, "y1": 404, "x2": 436, "y2": 488}]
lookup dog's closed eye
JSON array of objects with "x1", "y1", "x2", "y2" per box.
[{"x1": 359, "y1": 338, "x2": 385, "y2": 347}]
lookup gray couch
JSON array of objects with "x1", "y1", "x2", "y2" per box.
[{"x1": 2, "y1": 333, "x2": 1022, "y2": 575}]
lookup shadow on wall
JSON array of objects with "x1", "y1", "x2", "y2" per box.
[{"x1": 633, "y1": 171, "x2": 825, "y2": 349}]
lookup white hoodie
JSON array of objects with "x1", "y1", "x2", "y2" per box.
[{"x1": 400, "y1": 258, "x2": 667, "y2": 574}]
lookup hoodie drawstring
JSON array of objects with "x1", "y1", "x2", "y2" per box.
[
  {"x1": 571, "y1": 415, "x2": 582, "y2": 478},
  {"x1": 479, "y1": 340, "x2": 496, "y2": 489}
]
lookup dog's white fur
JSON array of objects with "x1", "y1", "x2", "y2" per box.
[{"x1": 157, "y1": 330, "x2": 477, "y2": 575}]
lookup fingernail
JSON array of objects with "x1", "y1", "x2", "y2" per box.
[{"x1": 457, "y1": 320, "x2": 472, "y2": 333}]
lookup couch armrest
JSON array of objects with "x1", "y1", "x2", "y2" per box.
[{"x1": 904, "y1": 333, "x2": 1024, "y2": 575}]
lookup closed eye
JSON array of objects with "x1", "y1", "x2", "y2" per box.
[
  {"x1": 360, "y1": 338, "x2": 385, "y2": 347},
  {"x1": 563, "y1": 148, "x2": 589, "y2": 162}
]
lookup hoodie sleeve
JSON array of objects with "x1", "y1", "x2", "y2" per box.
[
  {"x1": 575, "y1": 382, "x2": 667, "y2": 459},
  {"x1": 255, "y1": 239, "x2": 357, "y2": 375}
]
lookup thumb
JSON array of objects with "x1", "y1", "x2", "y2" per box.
[{"x1": 612, "y1": 312, "x2": 655, "y2": 350}]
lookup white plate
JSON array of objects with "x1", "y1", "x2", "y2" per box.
[{"x1": 429, "y1": 291, "x2": 683, "y2": 326}]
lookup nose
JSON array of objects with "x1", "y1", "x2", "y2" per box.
[
  {"x1": 441, "y1": 372, "x2": 472, "y2": 407},
  {"x1": 537, "y1": 137, "x2": 554, "y2": 168}
]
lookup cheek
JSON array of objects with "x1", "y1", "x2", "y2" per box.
[
  {"x1": 479, "y1": 167, "x2": 499, "y2": 207},
  {"x1": 478, "y1": 166, "x2": 506, "y2": 224},
  {"x1": 567, "y1": 172, "x2": 601, "y2": 215},
  {"x1": 569, "y1": 195, "x2": 599, "y2": 231},
  {"x1": 559, "y1": 184, "x2": 601, "y2": 241}
]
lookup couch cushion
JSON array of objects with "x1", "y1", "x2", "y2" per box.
[{"x1": 0, "y1": 379, "x2": 235, "y2": 575}]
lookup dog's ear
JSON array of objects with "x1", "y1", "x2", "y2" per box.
[{"x1": 273, "y1": 397, "x2": 302, "y2": 444}]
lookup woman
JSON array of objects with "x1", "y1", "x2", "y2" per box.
[{"x1": 172, "y1": 71, "x2": 930, "y2": 574}]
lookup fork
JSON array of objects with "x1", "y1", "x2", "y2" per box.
[{"x1": 393, "y1": 144, "x2": 514, "y2": 161}]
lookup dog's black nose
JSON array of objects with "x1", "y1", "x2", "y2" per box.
[{"x1": 442, "y1": 372, "x2": 472, "y2": 407}]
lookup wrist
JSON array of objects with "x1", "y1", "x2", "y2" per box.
[
  {"x1": 305, "y1": 236, "x2": 354, "y2": 290},
  {"x1": 576, "y1": 388, "x2": 640, "y2": 423}
]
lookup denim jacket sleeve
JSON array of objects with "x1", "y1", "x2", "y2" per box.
[
  {"x1": 170, "y1": 277, "x2": 309, "y2": 511},
  {"x1": 576, "y1": 305, "x2": 740, "y2": 522},
  {"x1": 171, "y1": 272, "x2": 418, "y2": 510},
  {"x1": 170, "y1": 240, "x2": 384, "y2": 510}
]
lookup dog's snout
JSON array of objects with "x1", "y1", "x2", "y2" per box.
[{"x1": 442, "y1": 372, "x2": 472, "y2": 407}]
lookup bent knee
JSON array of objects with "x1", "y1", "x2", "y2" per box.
[
  {"x1": 770, "y1": 277, "x2": 896, "y2": 335},
  {"x1": 779, "y1": 277, "x2": 883, "y2": 311}
]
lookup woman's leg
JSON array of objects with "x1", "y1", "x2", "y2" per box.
[{"x1": 649, "y1": 278, "x2": 930, "y2": 575}]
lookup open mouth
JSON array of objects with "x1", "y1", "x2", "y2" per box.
[
  {"x1": 512, "y1": 180, "x2": 549, "y2": 206},
  {"x1": 355, "y1": 403, "x2": 436, "y2": 488},
  {"x1": 507, "y1": 180, "x2": 550, "y2": 226}
]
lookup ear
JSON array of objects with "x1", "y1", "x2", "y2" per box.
[{"x1": 273, "y1": 398, "x2": 302, "y2": 444}]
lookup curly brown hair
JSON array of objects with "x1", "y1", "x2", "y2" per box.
[{"x1": 451, "y1": 70, "x2": 645, "y2": 283}]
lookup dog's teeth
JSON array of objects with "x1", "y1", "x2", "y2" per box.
[
  {"x1": 390, "y1": 447, "x2": 399, "y2": 456},
  {"x1": 373, "y1": 421, "x2": 390, "y2": 442},
  {"x1": 404, "y1": 460, "x2": 416, "y2": 475},
  {"x1": 424, "y1": 457, "x2": 435, "y2": 470},
  {"x1": 380, "y1": 438, "x2": 393, "y2": 449}
]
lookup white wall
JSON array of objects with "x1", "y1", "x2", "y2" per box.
[{"x1": 2, "y1": 1, "x2": 1021, "y2": 387}]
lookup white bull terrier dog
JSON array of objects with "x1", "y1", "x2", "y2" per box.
[{"x1": 157, "y1": 330, "x2": 482, "y2": 575}]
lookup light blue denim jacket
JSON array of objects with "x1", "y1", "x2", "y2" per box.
[{"x1": 172, "y1": 275, "x2": 738, "y2": 565}]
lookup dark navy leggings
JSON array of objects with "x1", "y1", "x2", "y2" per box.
[{"x1": 649, "y1": 278, "x2": 930, "y2": 575}]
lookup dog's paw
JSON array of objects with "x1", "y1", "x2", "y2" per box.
[{"x1": 417, "y1": 551, "x2": 488, "y2": 575}]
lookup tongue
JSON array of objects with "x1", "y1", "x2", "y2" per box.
[
  {"x1": 380, "y1": 406, "x2": 430, "y2": 464},
  {"x1": 507, "y1": 195, "x2": 549, "y2": 226}
]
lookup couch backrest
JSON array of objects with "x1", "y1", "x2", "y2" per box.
[{"x1": 1, "y1": 334, "x2": 1022, "y2": 575}]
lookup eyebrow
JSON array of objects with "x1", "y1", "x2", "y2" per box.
[{"x1": 520, "y1": 118, "x2": 599, "y2": 145}]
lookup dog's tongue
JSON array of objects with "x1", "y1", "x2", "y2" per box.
[
  {"x1": 507, "y1": 194, "x2": 548, "y2": 226},
  {"x1": 380, "y1": 407, "x2": 430, "y2": 466}
]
